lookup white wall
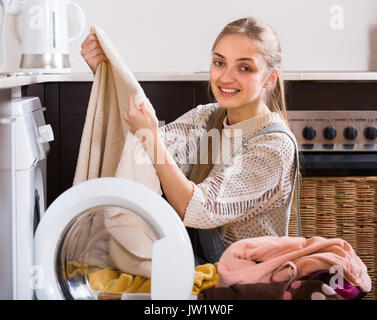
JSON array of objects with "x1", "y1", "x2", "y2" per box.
[{"x1": 1, "y1": 0, "x2": 377, "y2": 73}]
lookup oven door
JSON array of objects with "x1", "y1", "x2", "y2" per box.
[{"x1": 301, "y1": 152, "x2": 377, "y2": 177}]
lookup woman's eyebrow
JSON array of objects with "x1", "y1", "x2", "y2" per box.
[{"x1": 213, "y1": 52, "x2": 256, "y2": 62}]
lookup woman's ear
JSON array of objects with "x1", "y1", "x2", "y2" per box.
[{"x1": 264, "y1": 69, "x2": 279, "y2": 88}]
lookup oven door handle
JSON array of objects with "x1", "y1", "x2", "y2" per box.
[{"x1": 302, "y1": 153, "x2": 377, "y2": 169}]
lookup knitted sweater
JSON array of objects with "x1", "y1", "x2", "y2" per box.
[{"x1": 158, "y1": 103, "x2": 296, "y2": 246}]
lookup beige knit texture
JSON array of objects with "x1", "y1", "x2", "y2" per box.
[
  {"x1": 159, "y1": 103, "x2": 296, "y2": 246},
  {"x1": 73, "y1": 25, "x2": 160, "y2": 278}
]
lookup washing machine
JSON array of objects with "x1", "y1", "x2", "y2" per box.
[
  {"x1": 0, "y1": 89, "x2": 54, "y2": 300},
  {"x1": 33, "y1": 177, "x2": 196, "y2": 300},
  {"x1": 1, "y1": 89, "x2": 195, "y2": 300}
]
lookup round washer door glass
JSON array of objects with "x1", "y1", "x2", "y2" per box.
[
  {"x1": 34, "y1": 178, "x2": 195, "y2": 300},
  {"x1": 56, "y1": 205, "x2": 158, "y2": 300}
]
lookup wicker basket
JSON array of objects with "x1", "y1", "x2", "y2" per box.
[{"x1": 289, "y1": 176, "x2": 377, "y2": 300}]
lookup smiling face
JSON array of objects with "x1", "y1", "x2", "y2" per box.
[{"x1": 210, "y1": 34, "x2": 270, "y2": 111}]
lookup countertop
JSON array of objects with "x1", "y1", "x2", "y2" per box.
[{"x1": 2, "y1": 71, "x2": 377, "y2": 89}]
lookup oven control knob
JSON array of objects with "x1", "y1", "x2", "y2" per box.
[
  {"x1": 344, "y1": 126, "x2": 358, "y2": 140},
  {"x1": 323, "y1": 126, "x2": 337, "y2": 140},
  {"x1": 364, "y1": 126, "x2": 377, "y2": 140},
  {"x1": 302, "y1": 126, "x2": 316, "y2": 140}
]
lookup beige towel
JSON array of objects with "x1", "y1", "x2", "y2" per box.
[
  {"x1": 73, "y1": 25, "x2": 161, "y2": 193},
  {"x1": 73, "y1": 25, "x2": 162, "y2": 278}
]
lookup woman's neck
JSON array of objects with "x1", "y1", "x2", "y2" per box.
[{"x1": 226, "y1": 100, "x2": 271, "y2": 126}]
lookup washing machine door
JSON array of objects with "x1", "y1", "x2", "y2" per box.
[{"x1": 34, "y1": 178, "x2": 195, "y2": 300}]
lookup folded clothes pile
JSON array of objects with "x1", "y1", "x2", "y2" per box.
[
  {"x1": 203, "y1": 236, "x2": 371, "y2": 300},
  {"x1": 66, "y1": 235, "x2": 370, "y2": 300}
]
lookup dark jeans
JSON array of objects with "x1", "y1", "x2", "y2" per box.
[{"x1": 187, "y1": 227, "x2": 227, "y2": 266}]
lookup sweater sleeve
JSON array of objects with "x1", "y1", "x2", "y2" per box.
[
  {"x1": 158, "y1": 103, "x2": 218, "y2": 177},
  {"x1": 183, "y1": 133, "x2": 296, "y2": 229}
]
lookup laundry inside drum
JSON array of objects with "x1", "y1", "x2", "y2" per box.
[{"x1": 55, "y1": 205, "x2": 159, "y2": 300}]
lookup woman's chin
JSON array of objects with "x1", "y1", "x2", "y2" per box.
[{"x1": 216, "y1": 100, "x2": 240, "y2": 109}]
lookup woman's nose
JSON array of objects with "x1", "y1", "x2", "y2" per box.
[{"x1": 219, "y1": 67, "x2": 236, "y2": 83}]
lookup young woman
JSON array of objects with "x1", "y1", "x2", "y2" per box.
[{"x1": 81, "y1": 17, "x2": 298, "y2": 265}]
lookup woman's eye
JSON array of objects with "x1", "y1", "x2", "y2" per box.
[{"x1": 212, "y1": 61, "x2": 252, "y2": 72}]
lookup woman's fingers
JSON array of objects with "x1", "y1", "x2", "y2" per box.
[
  {"x1": 84, "y1": 47, "x2": 105, "y2": 59},
  {"x1": 145, "y1": 99, "x2": 156, "y2": 114},
  {"x1": 127, "y1": 95, "x2": 155, "y2": 118},
  {"x1": 127, "y1": 95, "x2": 138, "y2": 117},
  {"x1": 125, "y1": 96, "x2": 158, "y2": 136},
  {"x1": 81, "y1": 39, "x2": 106, "y2": 61},
  {"x1": 81, "y1": 33, "x2": 98, "y2": 49},
  {"x1": 125, "y1": 96, "x2": 141, "y2": 128},
  {"x1": 81, "y1": 40, "x2": 99, "y2": 56},
  {"x1": 140, "y1": 101, "x2": 155, "y2": 117},
  {"x1": 81, "y1": 33, "x2": 108, "y2": 73}
]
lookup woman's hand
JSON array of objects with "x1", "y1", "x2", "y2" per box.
[
  {"x1": 81, "y1": 33, "x2": 108, "y2": 74},
  {"x1": 124, "y1": 95, "x2": 159, "y2": 137},
  {"x1": 125, "y1": 95, "x2": 193, "y2": 219}
]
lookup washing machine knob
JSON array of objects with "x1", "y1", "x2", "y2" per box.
[
  {"x1": 38, "y1": 125, "x2": 55, "y2": 143},
  {"x1": 302, "y1": 126, "x2": 316, "y2": 140},
  {"x1": 344, "y1": 126, "x2": 358, "y2": 140},
  {"x1": 364, "y1": 126, "x2": 377, "y2": 140}
]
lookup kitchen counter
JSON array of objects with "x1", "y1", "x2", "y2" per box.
[{"x1": 2, "y1": 71, "x2": 377, "y2": 89}]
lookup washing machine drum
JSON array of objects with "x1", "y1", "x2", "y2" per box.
[{"x1": 34, "y1": 178, "x2": 195, "y2": 300}]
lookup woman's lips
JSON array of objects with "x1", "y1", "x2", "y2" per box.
[{"x1": 218, "y1": 86, "x2": 241, "y2": 97}]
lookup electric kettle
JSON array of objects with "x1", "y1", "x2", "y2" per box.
[{"x1": 19, "y1": 0, "x2": 85, "y2": 73}]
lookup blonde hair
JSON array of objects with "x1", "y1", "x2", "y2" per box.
[{"x1": 189, "y1": 17, "x2": 287, "y2": 185}]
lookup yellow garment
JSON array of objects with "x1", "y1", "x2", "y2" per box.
[
  {"x1": 88, "y1": 267, "x2": 121, "y2": 292},
  {"x1": 85, "y1": 262, "x2": 218, "y2": 295},
  {"x1": 63, "y1": 261, "x2": 106, "y2": 280},
  {"x1": 64, "y1": 261, "x2": 218, "y2": 295},
  {"x1": 192, "y1": 263, "x2": 219, "y2": 295},
  {"x1": 87, "y1": 267, "x2": 150, "y2": 294}
]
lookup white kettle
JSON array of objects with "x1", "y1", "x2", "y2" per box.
[{"x1": 19, "y1": 0, "x2": 85, "y2": 74}]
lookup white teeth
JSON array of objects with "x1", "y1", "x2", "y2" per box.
[{"x1": 220, "y1": 87, "x2": 239, "y2": 93}]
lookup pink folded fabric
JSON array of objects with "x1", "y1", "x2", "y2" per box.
[{"x1": 216, "y1": 236, "x2": 371, "y2": 293}]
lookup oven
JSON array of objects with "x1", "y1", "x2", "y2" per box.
[
  {"x1": 285, "y1": 80, "x2": 377, "y2": 300},
  {"x1": 289, "y1": 110, "x2": 377, "y2": 175}
]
